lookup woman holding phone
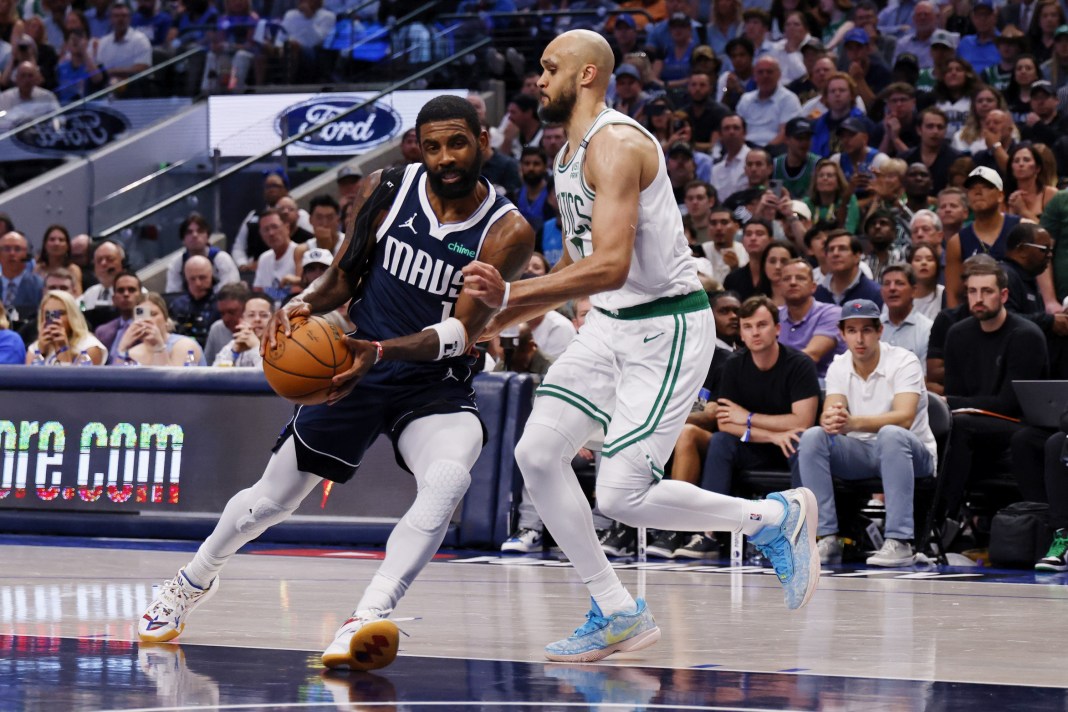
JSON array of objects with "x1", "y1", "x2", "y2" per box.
[
  {"x1": 25, "y1": 290, "x2": 107, "y2": 365},
  {"x1": 116, "y1": 292, "x2": 205, "y2": 366}
]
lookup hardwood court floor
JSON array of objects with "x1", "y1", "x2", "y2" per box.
[{"x1": 1, "y1": 536, "x2": 1066, "y2": 710}]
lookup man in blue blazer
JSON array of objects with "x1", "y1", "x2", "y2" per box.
[{"x1": 0, "y1": 231, "x2": 44, "y2": 329}]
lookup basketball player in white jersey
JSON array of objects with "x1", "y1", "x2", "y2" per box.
[{"x1": 462, "y1": 30, "x2": 820, "y2": 662}]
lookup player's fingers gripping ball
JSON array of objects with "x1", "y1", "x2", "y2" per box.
[{"x1": 263, "y1": 315, "x2": 355, "y2": 405}]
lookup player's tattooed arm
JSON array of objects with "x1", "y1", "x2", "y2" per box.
[
  {"x1": 322, "y1": 209, "x2": 535, "y2": 405},
  {"x1": 264, "y1": 171, "x2": 384, "y2": 348}
]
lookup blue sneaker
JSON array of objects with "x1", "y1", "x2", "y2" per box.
[
  {"x1": 544, "y1": 598, "x2": 661, "y2": 662},
  {"x1": 750, "y1": 488, "x2": 819, "y2": 611}
]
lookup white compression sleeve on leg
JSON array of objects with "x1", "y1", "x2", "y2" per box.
[
  {"x1": 595, "y1": 445, "x2": 781, "y2": 534},
  {"x1": 516, "y1": 415, "x2": 635, "y2": 615},
  {"x1": 185, "y1": 437, "x2": 322, "y2": 588},
  {"x1": 355, "y1": 412, "x2": 481, "y2": 614}
]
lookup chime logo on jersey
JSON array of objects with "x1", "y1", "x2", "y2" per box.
[{"x1": 381, "y1": 235, "x2": 463, "y2": 297}]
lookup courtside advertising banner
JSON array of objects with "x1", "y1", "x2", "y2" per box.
[
  {"x1": 0, "y1": 97, "x2": 192, "y2": 162},
  {"x1": 208, "y1": 89, "x2": 466, "y2": 158}
]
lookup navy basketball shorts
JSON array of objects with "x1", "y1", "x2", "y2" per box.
[{"x1": 274, "y1": 362, "x2": 484, "y2": 483}]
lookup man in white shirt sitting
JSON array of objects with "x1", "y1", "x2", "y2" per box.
[
  {"x1": 252, "y1": 209, "x2": 297, "y2": 307},
  {"x1": 793, "y1": 298, "x2": 936, "y2": 567}
]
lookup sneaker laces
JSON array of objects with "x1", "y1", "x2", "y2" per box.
[
  {"x1": 683, "y1": 534, "x2": 704, "y2": 548},
  {"x1": 754, "y1": 536, "x2": 790, "y2": 582},
  {"x1": 572, "y1": 608, "x2": 610, "y2": 637},
  {"x1": 1048, "y1": 533, "x2": 1068, "y2": 558},
  {"x1": 345, "y1": 609, "x2": 410, "y2": 639},
  {"x1": 151, "y1": 577, "x2": 193, "y2": 617}
]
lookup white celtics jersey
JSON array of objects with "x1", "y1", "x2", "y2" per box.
[{"x1": 553, "y1": 108, "x2": 702, "y2": 312}]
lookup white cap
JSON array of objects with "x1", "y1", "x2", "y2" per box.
[
  {"x1": 964, "y1": 166, "x2": 1003, "y2": 192},
  {"x1": 791, "y1": 200, "x2": 812, "y2": 221},
  {"x1": 301, "y1": 248, "x2": 332, "y2": 270}
]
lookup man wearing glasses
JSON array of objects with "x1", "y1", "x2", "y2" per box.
[
  {"x1": 95, "y1": 272, "x2": 145, "y2": 364},
  {"x1": 0, "y1": 231, "x2": 44, "y2": 332},
  {"x1": 999, "y1": 222, "x2": 1068, "y2": 376}
]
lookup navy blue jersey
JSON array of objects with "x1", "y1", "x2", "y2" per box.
[{"x1": 350, "y1": 163, "x2": 517, "y2": 383}]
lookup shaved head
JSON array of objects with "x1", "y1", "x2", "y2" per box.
[
  {"x1": 539, "y1": 30, "x2": 616, "y2": 125},
  {"x1": 542, "y1": 29, "x2": 615, "y2": 91}
]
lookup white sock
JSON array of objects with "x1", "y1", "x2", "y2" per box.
[
  {"x1": 739, "y1": 498, "x2": 787, "y2": 537},
  {"x1": 586, "y1": 565, "x2": 636, "y2": 616}
]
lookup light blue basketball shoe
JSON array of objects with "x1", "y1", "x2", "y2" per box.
[
  {"x1": 544, "y1": 598, "x2": 661, "y2": 662},
  {"x1": 750, "y1": 487, "x2": 820, "y2": 610}
]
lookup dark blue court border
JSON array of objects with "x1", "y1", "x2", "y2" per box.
[{"x1": 0, "y1": 635, "x2": 1065, "y2": 711}]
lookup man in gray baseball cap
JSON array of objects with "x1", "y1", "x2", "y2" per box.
[{"x1": 793, "y1": 298, "x2": 937, "y2": 567}]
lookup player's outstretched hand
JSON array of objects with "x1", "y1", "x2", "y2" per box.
[
  {"x1": 461, "y1": 261, "x2": 506, "y2": 308},
  {"x1": 262, "y1": 299, "x2": 312, "y2": 355},
  {"x1": 326, "y1": 337, "x2": 378, "y2": 405}
]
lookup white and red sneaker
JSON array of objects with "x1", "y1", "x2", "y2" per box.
[
  {"x1": 321, "y1": 610, "x2": 400, "y2": 671},
  {"x1": 138, "y1": 569, "x2": 217, "y2": 643}
]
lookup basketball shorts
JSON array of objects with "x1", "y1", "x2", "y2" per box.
[
  {"x1": 530, "y1": 293, "x2": 715, "y2": 483},
  {"x1": 274, "y1": 360, "x2": 485, "y2": 483}
]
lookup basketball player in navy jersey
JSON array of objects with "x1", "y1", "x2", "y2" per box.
[{"x1": 137, "y1": 96, "x2": 534, "y2": 672}]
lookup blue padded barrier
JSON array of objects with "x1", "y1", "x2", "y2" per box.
[
  {"x1": 492, "y1": 374, "x2": 537, "y2": 546},
  {"x1": 459, "y1": 372, "x2": 510, "y2": 547}
]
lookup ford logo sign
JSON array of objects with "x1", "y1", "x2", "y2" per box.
[
  {"x1": 275, "y1": 97, "x2": 402, "y2": 153},
  {"x1": 13, "y1": 105, "x2": 130, "y2": 155}
]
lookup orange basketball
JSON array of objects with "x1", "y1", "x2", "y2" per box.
[{"x1": 263, "y1": 316, "x2": 355, "y2": 405}]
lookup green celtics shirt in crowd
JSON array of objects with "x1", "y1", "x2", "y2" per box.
[
  {"x1": 1040, "y1": 190, "x2": 1068, "y2": 302},
  {"x1": 916, "y1": 69, "x2": 936, "y2": 96},
  {"x1": 773, "y1": 152, "x2": 822, "y2": 199}
]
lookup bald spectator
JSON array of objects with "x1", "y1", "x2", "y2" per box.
[
  {"x1": 95, "y1": 271, "x2": 143, "y2": 363},
  {"x1": 891, "y1": 1, "x2": 939, "y2": 69},
  {"x1": 736, "y1": 56, "x2": 801, "y2": 146},
  {"x1": 0, "y1": 231, "x2": 44, "y2": 330},
  {"x1": 164, "y1": 213, "x2": 239, "y2": 294},
  {"x1": 79, "y1": 240, "x2": 126, "y2": 312},
  {"x1": 93, "y1": 2, "x2": 152, "y2": 83},
  {"x1": 168, "y1": 255, "x2": 220, "y2": 347},
  {"x1": 0, "y1": 61, "x2": 59, "y2": 130},
  {"x1": 203, "y1": 281, "x2": 250, "y2": 365}
]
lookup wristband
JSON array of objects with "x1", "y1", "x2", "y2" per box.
[
  {"x1": 740, "y1": 412, "x2": 753, "y2": 443},
  {"x1": 500, "y1": 281, "x2": 511, "y2": 311},
  {"x1": 370, "y1": 340, "x2": 384, "y2": 365},
  {"x1": 422, "y1": 317, "x2": 468, "y2": 360}
]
